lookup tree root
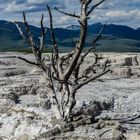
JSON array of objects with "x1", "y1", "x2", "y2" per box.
[
  {"x1": 36, "y1": 100, "x2": 115, "y2": 139},
  {"x1": 99, "y1": 129, "x2": 112, "y2": 137},
  {"x1": 48, "y1": 136, "x2": 119, "y2": 140},
  {"x1": 119, "y1": 114, "x2": 140, "y2": 123},
  {"x1": 37, "y1": 116, "x2": 95, "y2": 139},
  {"x1": 37, "y1": 117, "x2": 127, "y2": 140}
]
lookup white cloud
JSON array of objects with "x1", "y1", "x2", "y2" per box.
[
  {"x1": 0, "y1": 0, "x2": 140, "y2": 28},
  {"x1": 106, "y1": 9, "x2": 140, "y2": 18},
  {"x1": 2, "y1": 0, "x2": 66, "y2": 13},
  {"x1": 106, "y1": 11, "x2": 128, "y2": 17}
]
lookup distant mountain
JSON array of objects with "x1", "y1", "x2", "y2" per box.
[
  {"x1": 0, "y1": 20, "x2": 140, "y2": 52},
  {"x1": 101, "y1": 24, "x2": 140, "y2": 40},
  {"x1": 137, "y1": 27, "x2": 140, "y2": 32},
  {"x1": 66, "y1": 25, "x2": 80, "y2": 30},
  {"x1": 66, "y1": 23, "x2": 140, "y2": 40}
]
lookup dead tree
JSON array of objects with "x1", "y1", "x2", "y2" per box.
[{"x1": 15, "y1": 0, "x2": 110, "y2": 122}]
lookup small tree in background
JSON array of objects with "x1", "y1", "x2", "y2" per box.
[{"x1": 15, "y1": 0, "x2": 110, "y2": 122}]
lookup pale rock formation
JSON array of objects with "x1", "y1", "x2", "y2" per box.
[
  {"x1": 0, "y1": 52, "x2": 140, "y2": 139},
  {"x1": 111, "y1": 67, "x2": 132, "y2": 78}
]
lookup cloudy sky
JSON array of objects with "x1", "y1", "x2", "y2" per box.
[{"x1": 0, "y1": 0, "x2": 140, "y2": 29}]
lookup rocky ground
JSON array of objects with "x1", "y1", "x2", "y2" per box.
[{"x1": 0, "y1": 52, "x2": 140, "y2": 140}]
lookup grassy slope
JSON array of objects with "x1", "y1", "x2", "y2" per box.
[{"x1": 0, "y1": 31, "x2": 140, "y2": 53}]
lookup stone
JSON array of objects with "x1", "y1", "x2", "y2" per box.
[
  {"x1": 0, "y1": 99, "x2": 15, "y2": 113},
  {"x1": 3, "y1": 69, "x2": 27, "y2": 77},
  {"x1": 123, "y1": 56, "x2": 139, "y2": 66},
  {"x1": 112, "y1": 123, "x2": 126, "y2": 140},
  {"x1": 0, "y1": 119, "x2": 19, "y2": 138},
  {"x1": 10, "y1": 134, "x2": 31, "y2": 140},
  {"x1": 126, "y1": 133, "x2": 140, "y2": 140},
  {"x1": 112, "y1": 67, "x2": 132, "y2": 78},
  {"x1": 19, "y1": 95, "x2": 40, "y2": 107}
]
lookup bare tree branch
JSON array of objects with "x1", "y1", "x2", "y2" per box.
[
  {"x1": 72, "y1": 24, "x2": 106, "y2": 82},
  {"x1": 52, "y1": 73, "x2": 73, "y2": 86},
  {"x1": 22, "y1": 12, "x2": 41, "y2": 62},
  {"x1": 54, "y1": 7, "x2": 80, "y2": 19},
  {"x1": 73, "y1": 69, "x2": 110, "y2": 92},
  {"x1": 47, "y1": 5, "x2": 59, "y2": 60},
  {"x1": 40, "y1": 14, "x2": 46, "y2": 53},
  {"x1": 76, "y1": 52, "x2": 102, "y2": 82},
  {"x1": 51, "y1": 53, "x2": 59, "y2": 77},
  {"x1": 87, "y1": 0, "x2": 106, "y2": 16},
  {"x1": 71, "y1": 38, "x2": 77, "y2": 48},
  {"x1": 64, "y1": 2, "x2": 88, "y2": 80},
  {"x1": 15, "y1": 22, "x2": 26, "y2": 40},
  {"x1": 15, "y1": 12, "x2": 48, "y2": 71},
  {"x1": 84, "y1": 24, "x2": 106, "y2": 56},
  {"x1": 46, "y1": 67, "x2": 62, "y2": 118},
  {"x1": 86, "y1": 0, "x2": 92, "y2": 5},
  {"x1": 17, "y1": 56, "x2": 39, "y2": 66},
  {"x1": 61, "y1": 48, "x2": 76, "y2": 62}
]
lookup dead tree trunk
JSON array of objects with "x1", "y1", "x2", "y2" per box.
[{"x1": 15, "y1": 0, "x2": 109, "y2": 122}]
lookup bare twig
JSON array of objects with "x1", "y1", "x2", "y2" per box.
[
  {"x1": 99, "y1": 129, "x2": 112, "y2": 137},
  {"x1": 87, "y1": 0, "x2": 106, "y2": 16},
  {"x1": 72, "y1": 24, "x2": 106, "y2": 83},
  {"x1": 40, "y1": 14, "x2": 46, "y2": 53},
  {"x1": 55, "y1": 7, "x2": 80, "y2": 19},
  {"x1": 15, "y1": 22, "x2": 26, "y2": 40},
  {"x1": 47, "y1": 5, "x2": 59, "y2": 59},
  {"x1": 73, "y1": 69, "x2": 110, "y2": 92},
  {"x1": 85, "y1": 24, "x2": 106, "y2": 54},
  {"x1": 119, "y1": 114, "x2": 140, "y2": 123},
  {"x1": 17, "y1": 56, "x2": 38, "y2": 66}
]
